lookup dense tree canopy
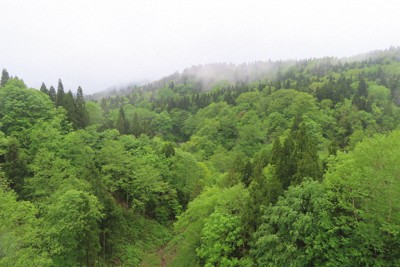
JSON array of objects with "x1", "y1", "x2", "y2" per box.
[
  {"x1": 2, "y1": 48, "x2": 400, "y2": 266},
  {"x1": 0, "y1": 79, "x2": 56, "y2": 135}
]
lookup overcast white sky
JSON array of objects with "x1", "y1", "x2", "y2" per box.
[{"x1": 1, "y1": 0, "x2": 399, "y2": 94}]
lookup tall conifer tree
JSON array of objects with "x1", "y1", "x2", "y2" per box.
[
  {"x1": 353, "y1": 77, "x2": 371, "y2": 111},
  {"x1": 1, "y1": 69, "x2": 10, "y2": 87},
  {"x1": 64, "y1": 90, "x2": 76, "y2": 126},
  {"x1": 130, "y1": 112, "x2": 142, "y2": 137},
  {"x1": 56, "y1": 79, "x2": 65, "y2": 107},
  {"x1": 291, "y1": 122, "x2": 322, "y2": 185},
  {"x1": 48, "y1": 85, "x2": 56, "y2": 102},
  {"x1": 75, "y1": 86, "x2": 89, "y2": 129},
  {"x1": 40, "y1": 82, "x2": 49, "y2": 95},
  {"x1": 117, "y1": 107, "x2": 129, "y2": 134}
]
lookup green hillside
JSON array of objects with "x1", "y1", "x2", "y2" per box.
[{"x1": 1, "y1": 47, "x2": 400, "y2": 266}]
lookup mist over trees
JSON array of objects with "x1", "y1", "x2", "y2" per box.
[{"x1": 1, "y1": 47, "x2": 400, "y2": 266}]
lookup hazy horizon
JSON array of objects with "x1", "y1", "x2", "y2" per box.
[{"x1": 1, "y1": 0, "x2": 399, "y2": 94}]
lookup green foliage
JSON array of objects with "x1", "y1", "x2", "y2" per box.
[
  {"x1": 353, "y1": 77, "x2": 371, "y2": 112},
  {"x1": 40, "y1": 82, "x2": 49, "y2": 94},
  {"x1": 196, "y1": 211, "x2": 242, "y2": 266},
  {"x1": 86, "y1": 101, "x2": 103, "y2": 125},
  {"x1": 235, "y1": 110, "x2": 264, "y2": 156},
  {"x1": 0, "y1": 79, "x2": 57, "y2": 135},
  {"x1": 270, "y1": 117, "x2": 322, "y2": 192},
  {"x1": 55, "y1": 79, "x2": 65, "y2": 107},
  {"x1": 2, "y1": 49, "x2": 400, "y2": 266},
  {"x1": 43, "y1": 188, "x2": 103, "y2": 266},
  {"x1": 0, "y1": 68, "x2": 10, "y2": 87},
  {"x1": 0, "y1": 187, "x2": 52, "y2": 266},
  {"x1": 324, "y1": 131, "x2": 400, "y2": 265},
  {"x1": 2, "y1": 137, "x2": 29, "y2": 195},
  {"x1": 243, "y1": 165, "x2": 283, "y2": 239},
  {"x1": 173, "y1": 185, "x2": 249, "y2": 266},
  {"x1": 162, "y1": 142, "x2": 175, "y2": 158},
  {"x1": 253, "y1": 131, "x2": 400, "y2": 266},
  {"x1": 98, "y1": 136, "x2": 182, "y2": 222},
  {"x1": 152, "y1": 111, "x2": 173, "y2": 138},
  {"x1": 48, "y1": 85, "x2": 56, "y2": 102},
  {"x1": 169, "y1": 149, "x2": 207, "y2": 207},
  {"x1": 117, "y1": 107, "x2": 129, "y2": 134},
  {"x1": 291, "y1": 121, "x2": 322, "y2": 184},
  {"x1": 252, "y1": 180, "x2": 342, "y2": 266},
  {"x1": 75, "y1": 86, "x2": 89, "y2": 129}
]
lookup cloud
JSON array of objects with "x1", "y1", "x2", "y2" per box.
[{"x1": 0, "y1": 0, "x2": 399, "y2": 93}]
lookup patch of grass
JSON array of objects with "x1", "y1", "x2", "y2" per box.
[
  {"x1": 164, "y1": 235, "x2": 200, "y2": 267},
  {"x1": 140, "y1": 252, "x2": 160, "y2": 267}
]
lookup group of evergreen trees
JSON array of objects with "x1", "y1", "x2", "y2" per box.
[
  {"x1": 39, "y1": 79, "x2": 89, "y2": 129},
  {"x1": 271, "y1": 115, "x2": 322, "y2": 190},
  {"x1": 1, "y1": 69, "x2": 89, "y2": 130}
]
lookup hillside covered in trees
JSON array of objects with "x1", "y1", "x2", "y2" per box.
[{"x1": 1, "y1": 47, "x2": 400, "y2": 266}]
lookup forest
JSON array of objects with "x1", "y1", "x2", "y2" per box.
[{"x1": 1, "y1": 47, "x2": 400, "y2": 266}]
